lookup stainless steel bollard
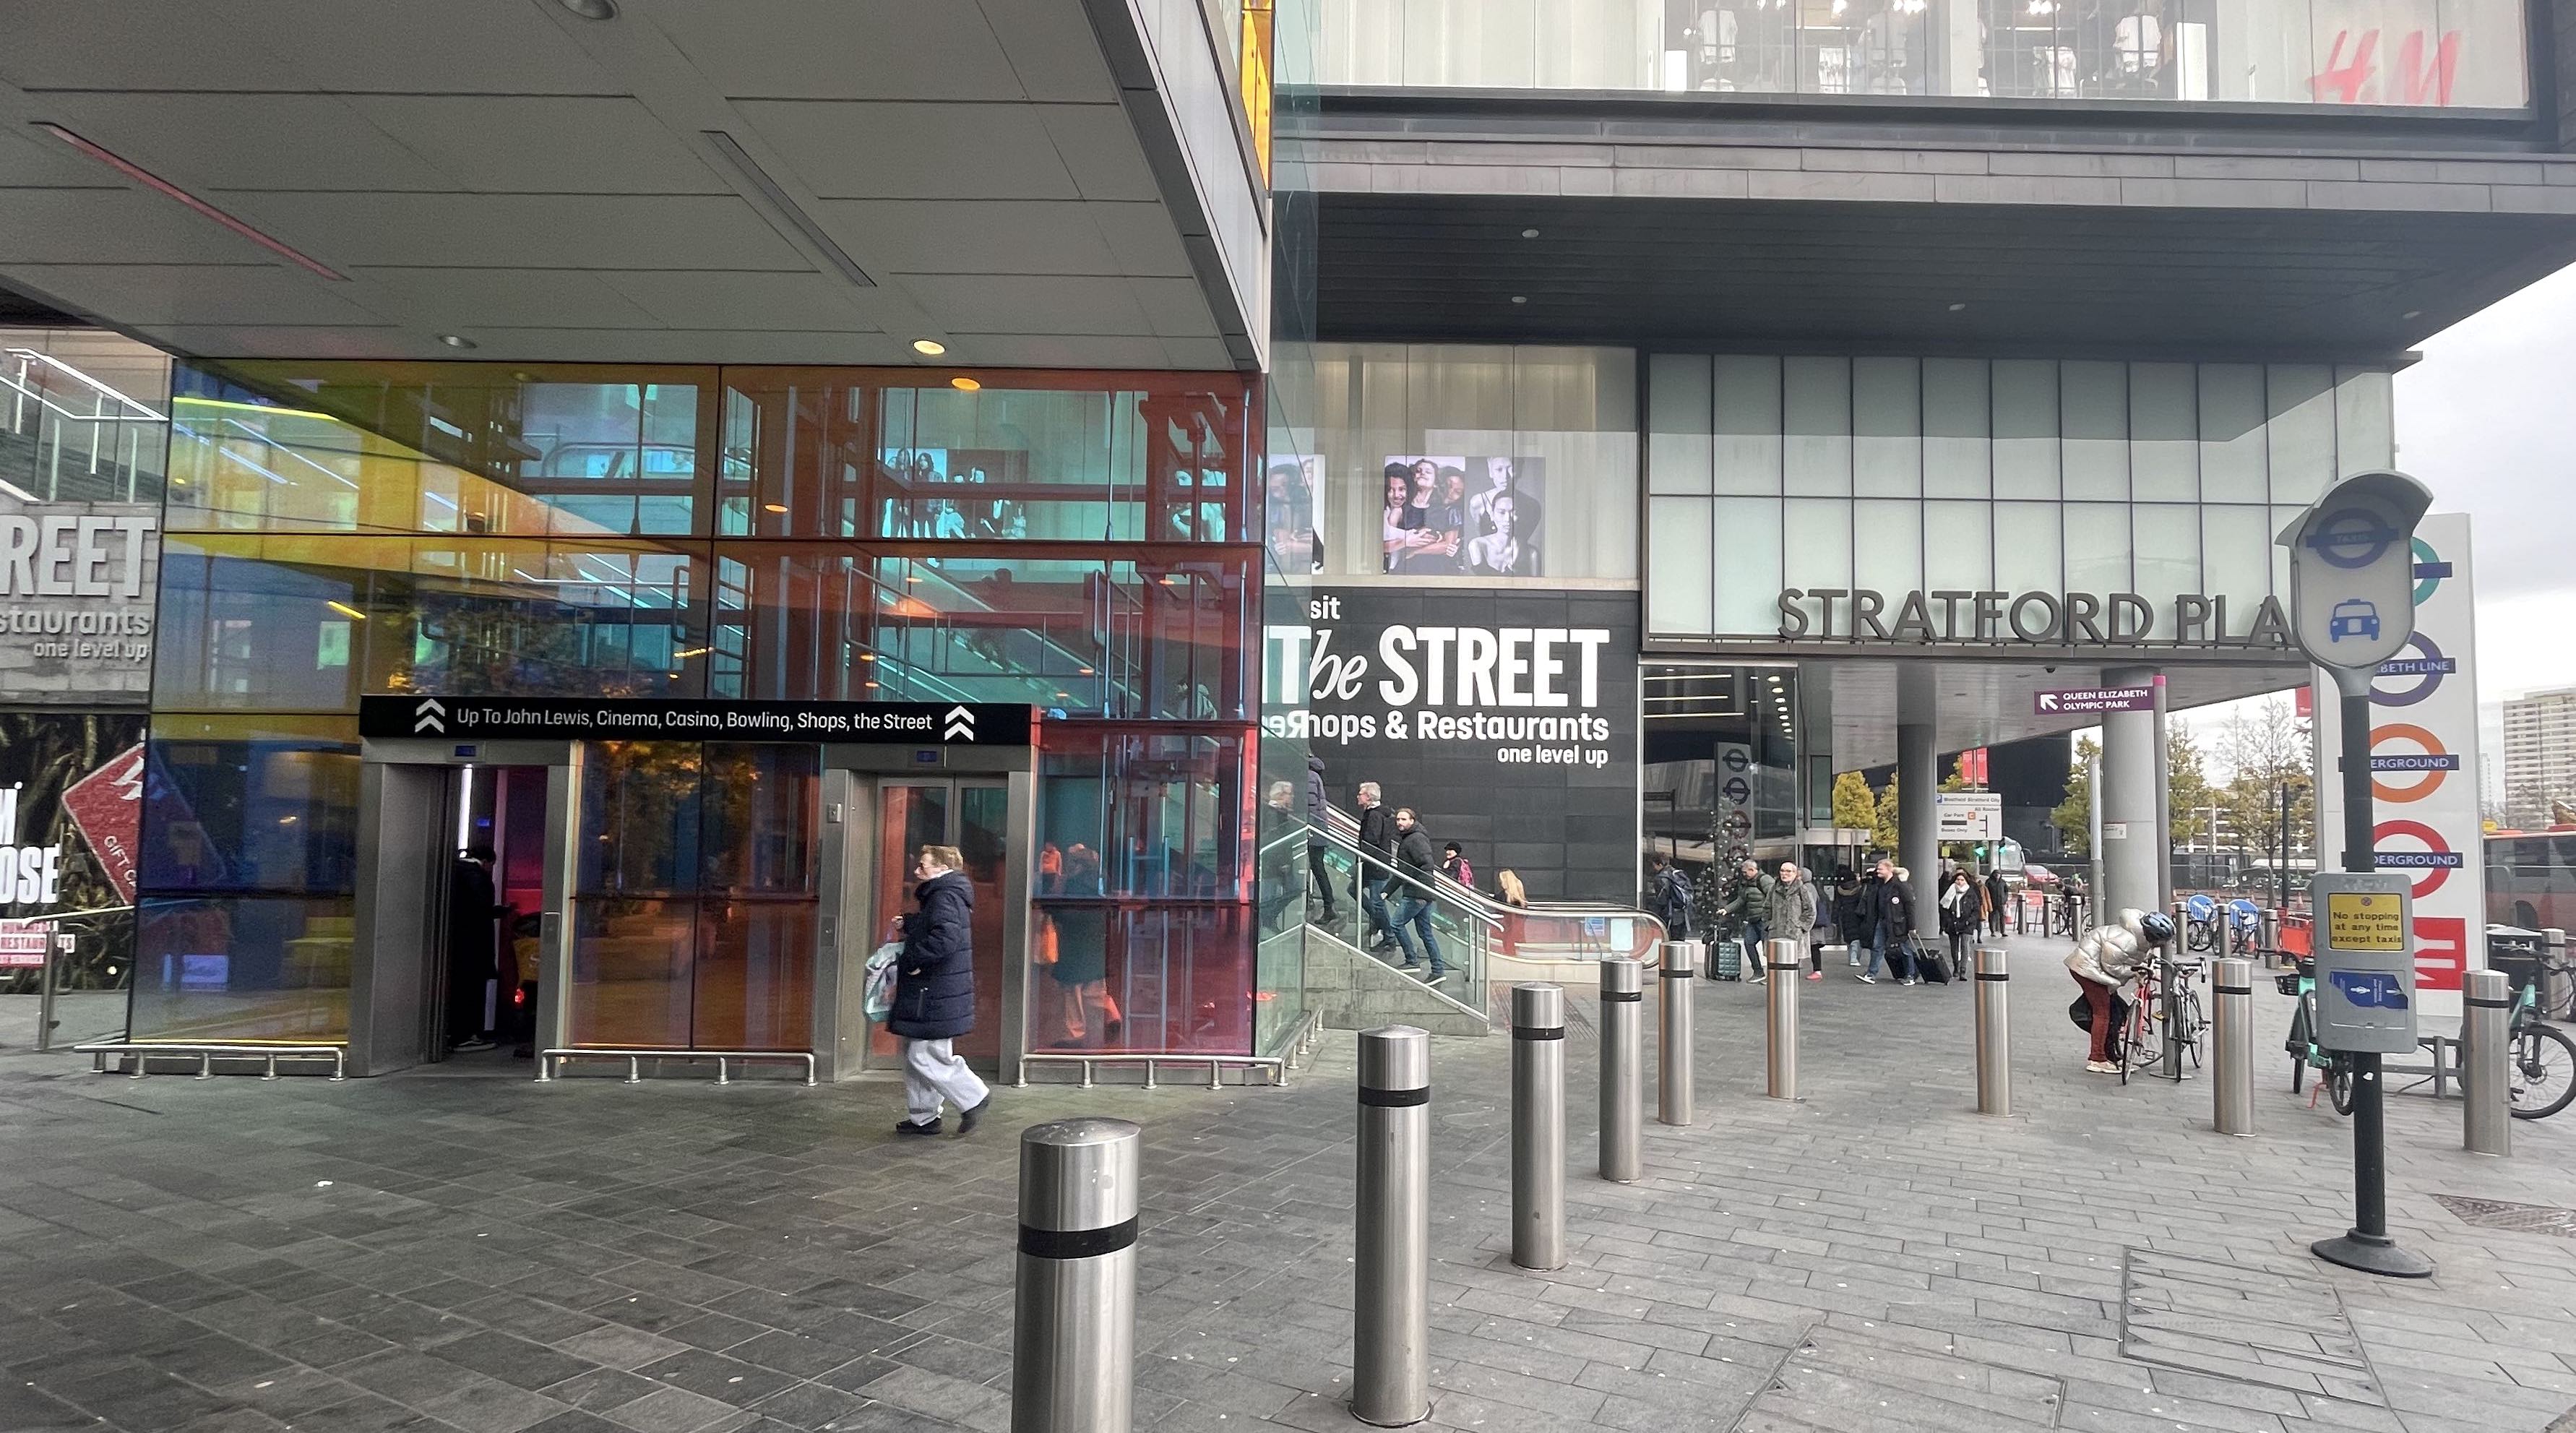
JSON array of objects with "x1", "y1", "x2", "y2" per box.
[
  {"x1": 2463, "y1": 968, "x2": 2512, "y2": 1158},
  {"x1": 1763, "y1": 937, "x2": 1800, "y2": 1101},
  {"x1": 2213, "y1": 958, "x2": 2254, "y2": 1137},
  {"x1": 1353, "y1": 1027, "x2": 1431, "y2": 1426},
  {"x1": 1598, "y1": 959, "x2": 1643, "y2": 1184},
  {"x1": 2546, "y1": 930, "x2": 2570, "y2": 1017},
  {"x1": 1972, "y1": 947, "x2": 2009, "y2": 1116},
  {"x1": 1658, "y1": 942, "x2": 1694, "y2": 1125},
  {"x1": 2260, "y1": 908, "x2": 2283, "y2": 960},
  {"x1": 1012, "y1": 1118, "x2": 1141, "y2": 1433},
  {"x1": 1511, "y1": 984, "x2": 1566, "y2": 1272}
]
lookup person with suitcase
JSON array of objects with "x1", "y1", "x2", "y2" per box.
[{"x1": 1856, "y1": 857, "x2": 1918, "y2": 985}]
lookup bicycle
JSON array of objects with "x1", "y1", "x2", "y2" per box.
[
  {"x1": 2120, "y1": 951, "x2": 2207, "y2": 1085},
  {"x1": 2280, "y1": 957, "x2": 2359, "y2": 1114},
  {"x1": 2181, "y1": 894, "x2": 2220, "y2": 955},
  {"x1": 2498, "y1": 963, "x2": 2576, "y2": 1120}
]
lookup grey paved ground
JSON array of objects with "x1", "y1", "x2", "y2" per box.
[{"x1": 3, "y1": 934, "x2": 2574, "y2": 1433}]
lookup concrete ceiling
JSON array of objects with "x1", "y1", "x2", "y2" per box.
[
  {"x1": 1817, "y1": 657, "x2": 2306, "y2": 770},
  {"x1": 0, "y1": 0, "x2": 1257, "y2": 369}
]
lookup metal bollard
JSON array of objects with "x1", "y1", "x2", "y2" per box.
[
  {"x1": 1511, "y1": 984, "x2": 1566, "y2": 1272},
  {"x1": 2260, "y1": 909, "x2": 2283, "y2": 962},
  {"x1": 1353, "y1": 1027, "x2": 1431, "y2": 1426},
  {"x1": 2546, "y1": 930, "x2": 2570, "y2": 1017},
  {"x1": 2463, "y1": 968, "x2": 2512, "y2": 1158},
  {"x1": 1598, "y1": 958, "x2": 1643, "y2": 1184},
  {"x1": 1012, "y1": 1119, "x2": 1141, "y2": 1433},
  {"x1": 1972, "y1": 947, "x2": 2009, "y2": 1116},
  {"x1": 1658, "y1": 942, "x2": 1694, "y2": 1125},
  {"x1": 1763, "y1": 937, "x2": 1800, "y2": 1101},
  {"x1": 2212, "y1": 958, "x2": 2254, "y2": 1137}
]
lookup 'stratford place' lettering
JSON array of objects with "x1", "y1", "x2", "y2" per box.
[{"x1": 1775, "y1": 588, "x2": 2292, "y2": 648}]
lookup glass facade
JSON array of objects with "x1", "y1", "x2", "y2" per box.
[
  {"x1": 1645, "y1": 354, "x2": 2394, "y2": 640},
  {"x1": 1303, "y1": 0, "x2": 2528, "y2": 107},
  {"x1": 1295, "y1": 344, "x2": 1640, "y2": 582},
  {"x1": 139, "y1": 361, "x2": 1267, "y2": 1054}
]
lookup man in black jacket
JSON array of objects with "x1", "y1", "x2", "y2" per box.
[
  {"x1": 1355, "y1": 780, "x2": 1395, "y2": 950},
  {"x1": 1387, "y1": 807, "x2": 1446, "y2": 984},
  {"x1": 1304, "y1": 754, "x2": 1340, "y2": 927},
  {"x1": 1857, "y1": 856, "x2": 1918, "y2": 985},
  {"x1": 1984, "y1": 866, "x2": 2011, "y2": 937}
]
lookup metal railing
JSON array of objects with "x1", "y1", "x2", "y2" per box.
[
  {"x1": 77, "y1": 1041, "x2": 346, "y2": 1081},
  {"x1": 538, "y1": 1048, "x2": 818, "y2": 1085},
  {"x1": 1015, "y1": 1008, "x2": 1323, "y2": 1089}
]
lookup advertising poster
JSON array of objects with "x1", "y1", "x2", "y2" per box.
[
  {"x1": 0, "y1": 713, "x2": 146, "y2": 983},
  {"x1": 2314, "y1": 512, "x2": 2482, "y2": 1010},
  {"x1": 1263, "y1": 585, "x2": 1639, "y2": 901},
  {"x1": 0, "y1": 491, "x2": 158, "y2": 702},
  {"x1": 1378, "y1": 455, "x2": 1544, "y2": 577}
]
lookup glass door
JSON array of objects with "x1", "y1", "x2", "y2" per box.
[{"x1": 869, "y1": 779, "x2": 1009, "y2": 1067}]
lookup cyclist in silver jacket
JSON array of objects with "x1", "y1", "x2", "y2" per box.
[{"x1": 2066, "y1": 908, "x2": 2175, "y2": 1073}]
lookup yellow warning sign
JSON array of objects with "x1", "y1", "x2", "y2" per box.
[{"x1": 2326, "y1": 892, "x2": 2405, "y2": 952}]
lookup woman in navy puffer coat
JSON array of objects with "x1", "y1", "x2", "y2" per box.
[{"x1": 889, "y1": 845, "x2": 991, "y2": 1137}]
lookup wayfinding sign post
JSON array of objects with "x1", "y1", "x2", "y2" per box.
[{"x1": 2277, "y1": 471, "x2": 2435, "y2": 1281}]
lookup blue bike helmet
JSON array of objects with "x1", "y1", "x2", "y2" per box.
[{"x1": 2137, "y1": 911, "x2": 2177, "y2": 946}]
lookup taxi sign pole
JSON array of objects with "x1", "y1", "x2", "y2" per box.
[{"x1": 2278, "y1": 472, "x2": 2436, "y2": 1281}]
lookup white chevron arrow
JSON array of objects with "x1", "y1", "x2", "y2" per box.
[
  {"x1": 943, "y1": 705, "x2": 975, "y2": 741},
  {"x1": 413, "y1": 697, "x2": 447, "y2": 733}
]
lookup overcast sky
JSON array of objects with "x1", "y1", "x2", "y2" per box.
[{"x1": 2395, "y1": 262, "x2": 2576, "y2": 706}]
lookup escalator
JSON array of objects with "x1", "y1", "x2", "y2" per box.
[{"x1": 1261, "y1": 804, "x2": 1666, "y2": 1030}]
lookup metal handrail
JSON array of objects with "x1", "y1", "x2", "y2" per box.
[
  {"x1": 77, "y1": 1041, "x2": 345, "y2": 1081},
  {"x1": 538, "y1": 1047, "x2": 817, "y2": 1085},
  {"x1": 1015, "y1": 1010, "x2": 1322, "y2": 1090}
]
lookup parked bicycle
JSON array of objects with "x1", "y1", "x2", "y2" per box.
[
  {"x1": 2121, "y1": 951, "x2": 2207, "y2": 1085},
  {"x1": 2280, "y1": 957, "x2": 2358, "y2": 1115},
  {"x1": 2181, "y1": 893, "x2": 2220, "y2": 954},
  {"x1": 2226, "y1": 898, "x2": 2262, "y2": 956},
  {"x1": 2499, "y1": 961, "x2": 2576, "y2": 1120}
]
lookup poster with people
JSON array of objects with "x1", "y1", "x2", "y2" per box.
[
  {"x1": 0, "y1": 712, "x2": 145, "y2": 989},
  {"x1": 1379, "y1": 455, "x2": 1544, "y2": 577}
]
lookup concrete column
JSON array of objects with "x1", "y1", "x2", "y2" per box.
[
  {"x1": 1897, "y1": 720, "x2": 1939, "y2": 921},
  {"x1": 2099, "y1": 665, "x2": 2165, "y2": 921}
]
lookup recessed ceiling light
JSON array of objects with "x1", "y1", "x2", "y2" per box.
[
  {"x1": 762, "y1": 503, "x2": 788, "y2": 514},
  {"x1": 858, "y1": 653, "x2": 879, "y2": 662},
  {"x1": 436, "y1": 334, "x2": 475, "y2": 349},
  {"x1": 1521, "y1": 228, "x2": 1540, "y2": 238},
  {"x1": 559, "y1": 0, "x2": 617, "y2": 17},
  {"x1": 1510, "y1": 296, "x2": 1528, "y2": 305},
  {"x1": 1947, "y1": 302, "x2": 1967, "y2": 312},
  {"x1": 949, "y1": 376, "x2": 981, "y2": 392},
  {"x1": 912, "y1": 338, "x2": 947, "y2": 356},
  {"x1": 2402, "y1": 309, "x2": 2423, "y2": 320}
]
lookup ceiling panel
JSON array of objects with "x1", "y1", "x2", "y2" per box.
[
  {"x1": 1039, "y1": 105, "x2": 1167, "y2": 202},
  {"x1": 131, "y1": 324, "x2": 416, "y2": 358},
  {"x1": 1088, "y1": 202, "x2": 1198, "y2": 276},
  {"x1": 733, "y1": 100, "x2": 1084, "y2": 201},
  {"x1": 216, "y1": 192, "x2": 814, "y2": 270},
  {"x1": 894, "y1": 273, "x2": 1153, "y2": 335},
  {"x1": 1820, "y1": 658, "x2": 2304, "y2": 770},
  {"x1": 33, "y1": 93, "x2": 455, "y2": 192},
  {"x1": 0, "y1": 189, "x2": 281, "y2": 265},
  {"x1": 1129, "y1": 276, "x2": 1222, "y2": 337},
  {"x1": 0, "y1": 0, "x2": 618, "y2": 93},
  {"x1": 817, "y1": 199, "x2": 1123, "y2": 274},
  {"x1": 345, "y1": 96, "x2": 727, "y2": 195},
  {"x1": 5, "y1": 264, "x2": 389, "y2": 327},
  {"x1": 975, "y1": 0, "x2": 1121, "y2": 103},
  {"x1": 598, "y1": 270, "x2": 879, "y2": 331},
  {"x1": 650, "y1": 0, "x2": 1028, "y2": 101},
  {"x1": 356, "y1": 267, "x2": 663, "y2": 330}
]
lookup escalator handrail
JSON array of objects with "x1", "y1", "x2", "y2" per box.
[{"x1": 1300, "y1": 802, "x2": 1666, "y2": 942}]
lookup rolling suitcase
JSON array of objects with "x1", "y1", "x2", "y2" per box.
[{"x1": 1710, "y1": 938, "x2": 1746, "y2": 981}]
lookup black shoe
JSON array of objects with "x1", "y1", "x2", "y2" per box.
[
  {"x1": 895, "y1": 1119, "x2": 942, "y2": 1137},
  {"x1": 957, "y1": 1096, "x2": 991, "y2": 1136}
]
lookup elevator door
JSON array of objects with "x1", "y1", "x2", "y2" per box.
[{"x1": 868, "y1": 779, "x2": 1008, "y2": 1067}]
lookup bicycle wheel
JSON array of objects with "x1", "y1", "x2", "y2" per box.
[
  {"x1": 2507, "y1": 1023, "x2": 2576, "y2": 1120},
  {"x1": 2328, "y1": 1056, "x2": 2358, "y2": 1116},
  {"x1": 2180, "y1": 989, "x2": 2207, "y2": 1070},
  {"x1": 2288, "y1": 992, "x2": 2313, "y2": 1092}
]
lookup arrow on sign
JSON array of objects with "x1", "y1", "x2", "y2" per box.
[
  {"x1": 2038, "y1": 692, "x2": 2062, "y2": 713},
  {"x1": 413, "y1": 697, "x2": 447, "y2": 733},
  {"x1": 944, "y1": 705, "x2": 975, "y2": 741}
]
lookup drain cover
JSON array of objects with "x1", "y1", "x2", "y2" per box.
[
  {"x1": 2119, "y1": 1249, "x2": 2383, "y2": 1407},
  {"x1": 2435, "y1": 1194, "x2": 2576, "y2": 1237}
]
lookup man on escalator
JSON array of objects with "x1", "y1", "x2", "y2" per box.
[
  {"x1": 1356, "y1": 781, "x2": 1397, "y2": 952},
  {"x1": 1304, "y1": 754, "x2": 1341, "y2": 930}
]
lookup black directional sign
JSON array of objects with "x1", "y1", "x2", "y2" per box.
[{"x1": 358, "y1": 695, "x2": 1033, "y2": 746}]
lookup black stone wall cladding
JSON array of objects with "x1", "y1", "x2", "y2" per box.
[{"x1": 1299, "y1": 585, "x2": 1641, "y2": 905}]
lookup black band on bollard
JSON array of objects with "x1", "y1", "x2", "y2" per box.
[
  {"x1": 1659, "y1": 968, "x2": 1693, "y2": 979},
  {"x1": 1601, "y1": 990, "x2": 1642, "y2": 1003},
  {"x1": 1975, "y1": 972, "x2": 2008, "y2": 982},
  {"x1": 2215, "y1": 984, "x2": 2254, "y2": 995},
  {"x1": 1358, "y1": 1085, "x2": 1431, "y2": 1106},
  {"x1": 1512, "y1": 1025, "x2": 1566, "y2": 1041},
  {"x1": 1770, "y1": 960, "x2": 1799, "y2": 971},
  {"x1": 2463, "y1": 996, "x2": 2512, "y2": 1009},
  {"x1": 1019, "y1": 1216, "x2": 1139, "y2": 1260}
]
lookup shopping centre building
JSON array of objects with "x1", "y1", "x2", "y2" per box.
[{"x1": 0, "y1": 0, "x2": 2568, "y2": 1077}]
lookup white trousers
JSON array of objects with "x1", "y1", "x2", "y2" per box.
[{"x1": 902, "y1": 1037, "x2": 990, "y2": 1124}]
